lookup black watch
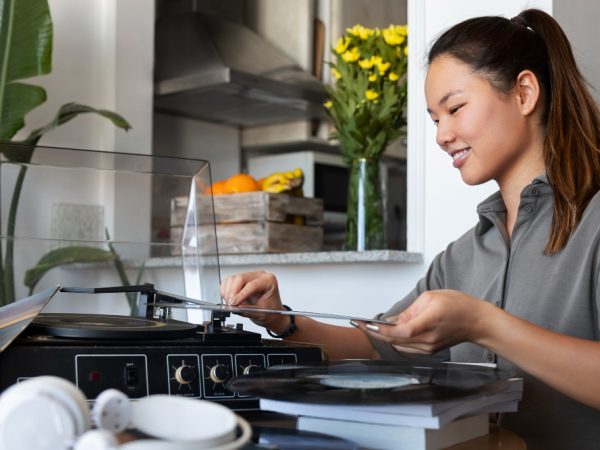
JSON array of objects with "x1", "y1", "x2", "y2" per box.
[{"x1": 266, "y1": 305, "x2": 298, "y2": 339}]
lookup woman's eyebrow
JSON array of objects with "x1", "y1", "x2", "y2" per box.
[{"x1": 426, "y1": 90, "x2": 464, "y2": 114}]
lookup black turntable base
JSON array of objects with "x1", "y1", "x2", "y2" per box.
[{"x1": 0, "y1": 313, "x2": 323, "y2": 410}]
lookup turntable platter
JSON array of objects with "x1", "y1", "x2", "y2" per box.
[{"x1": 29, "y1": 313, "x2": 200, "y2": 339}]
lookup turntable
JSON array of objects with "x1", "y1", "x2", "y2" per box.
[
  {"x1": 0, "y1": 146, "x2": 323, "y2": 410},
  {"x1": 0, "y1": 285, "x2": 323, "y2": 410}
]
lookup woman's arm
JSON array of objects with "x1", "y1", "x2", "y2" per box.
[
  {"x1": 221, "y1": 271, "x2": 378, "y2": 360},
  {"x1": 478, "y1": 303, "x2": 600, "y2": 410},
  {"x1": 358, "y1": 289, "x2": 600, "y2": 410}
]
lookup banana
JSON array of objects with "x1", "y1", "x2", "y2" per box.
[{"x1": 261, "y1": 168, "x2": 304, "y2": 195}]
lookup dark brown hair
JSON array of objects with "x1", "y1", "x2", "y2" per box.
[{"x1": 428, "y1": 9, "x2": 600, "y2": 255}]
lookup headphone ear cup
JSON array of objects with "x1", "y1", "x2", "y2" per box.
[
  {"x1": 91, "y1": 389, "x2": 131, "y2": 433},
  {"x1": 0, "y1": 376, "x2": 90, "y2": 450},
  {"x1": 130, "y1": 395, "x2": 237, "y2": 444}
]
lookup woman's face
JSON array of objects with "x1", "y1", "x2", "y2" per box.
[{"x1": 425, "y1": 55, "x2": 533, "y2": 186}]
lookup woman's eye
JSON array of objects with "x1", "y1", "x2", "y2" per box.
[{"x1": 449, "y1": 104, "x2": 464, "y2": 115}]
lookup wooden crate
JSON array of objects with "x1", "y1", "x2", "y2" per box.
[{"x1": 170, "y1": 192, "x2": 324, "y2": 254}]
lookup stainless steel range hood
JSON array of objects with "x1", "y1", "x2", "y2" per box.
[{"x1": 154, "y1": 12, "x2": 328, "y2": 127}]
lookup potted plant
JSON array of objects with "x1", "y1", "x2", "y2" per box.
[
  {"x1": 324, "y1": 24, "x2": 408, "y2": 250},
  {"x1": 0, "y1": 0, "x2": 131, "y2": 306}
]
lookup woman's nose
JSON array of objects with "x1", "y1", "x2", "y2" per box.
[{"x1": 435, "y1": 120, "x2": 455, "y2": 149}]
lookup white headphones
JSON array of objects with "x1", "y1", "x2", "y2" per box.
[{"x1": 0, "y1": 377, "x2": 251, "y2": 450}]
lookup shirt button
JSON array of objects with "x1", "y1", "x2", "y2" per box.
[
  {"x1": 531, "y1": 188, "x2": 539, "y2": 196},
  {"x1": 523, "y1": 204, "x2": 533, "y2": 214},
  {"x1": 484, "y1": 351, "x2": 495, "y2": 362}
]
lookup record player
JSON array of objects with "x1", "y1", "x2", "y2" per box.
[
  {"x1": 0, "y1": 145, "x2": 323, "y2": 410},
  {"x1": 0, "y1": 284, "x2": 323, "y2": 410}
]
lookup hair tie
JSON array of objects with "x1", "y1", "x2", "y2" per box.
[{"x1": 511, "y1": 16, "x2": 535, "y2": 32}]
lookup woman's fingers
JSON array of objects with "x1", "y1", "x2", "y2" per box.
[
  {"x1": 220, "y1": 271, "x2": 265, "y2": 303},
  {"x1": 220, "y1": 271, "x2": 280, "y2": 310}
]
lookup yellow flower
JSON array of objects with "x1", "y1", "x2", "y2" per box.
[
  {"x1": 395, "y1": 25, "x2": 408, "y2": 36},
  {"x1": 335, "y1": 36, "x2": 350, "y2": 54},
  {"x1": 331, "y1": 68, "x2": 342, "y2": 80},
  {"x1": 377, "y1": 61, "x2": 391, "y2": 75},
  {"x1": 324, "y1": 100, "x2": 333, "y2": 108},
  {"x1": 368, "y1": 74, "x2": 377, "y2": 82},
  {"x1": 347, "y1": 25, "x2": 373, "y2": 40},
  {"x1": 342, "y1": 47, "x2": 360, "y2": 62},
  {"x1": 358, "y1": 58, "x2": 374, "y2": 69},
  {"x1": 389, "y1": 72, "x2": 399, "y2": 82},
  {"x1": 382, "y1": 27, "x2": 405, "y2": 46},
  {"x1": 365, "y1": 89, "x2": 380, "y2": 101}
]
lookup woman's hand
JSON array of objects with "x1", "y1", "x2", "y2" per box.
[
  {"x1": 358, "y1": 289, "x2": 494, "y2": 354},
  {"x1": 220, "y1": 271, "x2": 289, "y2": 333}
]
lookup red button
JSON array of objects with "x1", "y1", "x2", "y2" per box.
[{"x1": 89, "y1": 371, "x2": 101, "y2": 381}]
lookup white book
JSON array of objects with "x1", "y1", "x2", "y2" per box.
[
  {"x1": 261, "y1": 392, "x2": 521, "y2": 428},
  {"x1": 298, "y1": 413, "x2": 489, "y2": 450}
]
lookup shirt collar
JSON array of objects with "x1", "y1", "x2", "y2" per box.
[{"x1": 475, "y1": 174, "x2": 551, "y2": 234}]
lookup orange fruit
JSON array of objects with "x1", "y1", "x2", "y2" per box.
[
  {"x1": 223, "y1": 174, "x2": 260, "y2": 194},
  {"x1": 203, "y1": 179, "x2": 227, "y2": 196}
]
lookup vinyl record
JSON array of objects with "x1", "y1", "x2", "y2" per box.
[
  {"x1": 228, "y1": 360, "x2": 513, "y2": 404},
  {"x1": 29, "y1": 313, "x2": 200, "y2": 339}
]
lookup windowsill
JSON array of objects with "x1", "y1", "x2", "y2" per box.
[{"x1": 142, "y1": 250, "x2": 423, "y2": 268}]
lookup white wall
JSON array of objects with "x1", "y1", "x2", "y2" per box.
[{"x1": 554, "y1": 1, "x2": 600, "y2": 103}]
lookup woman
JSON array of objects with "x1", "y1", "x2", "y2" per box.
[{"x1": 221, "y1": 9, "x2": 600, "y2": 449}]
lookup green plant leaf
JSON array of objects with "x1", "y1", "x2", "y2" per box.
[
  {"x1": 24, "y1": 246, "x2": 114, "y2": 293},
  {"x1": 0, "y1": 82, "x2": 46, "y2": 140},
  {"x1": 0, "y1": 0, "x2": 52, "y2": 139},
  {"x1": 23, "y1": 102, "x2": 132, "y2": 145}
]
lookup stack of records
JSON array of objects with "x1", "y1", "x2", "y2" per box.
[{"x1": 229, "y1": 360, "x2": 523, "y2": 450}]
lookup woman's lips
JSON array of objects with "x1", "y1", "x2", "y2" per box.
[{"x1": 451, "y1": 148, "x2": 470, "y2": 168}]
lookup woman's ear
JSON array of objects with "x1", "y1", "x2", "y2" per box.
[{"x1": 515, "y1": 70, "x2": 541, "y2": 116}]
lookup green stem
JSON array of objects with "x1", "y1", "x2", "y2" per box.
[
  {"x1": 4, "y1": 164, "x2": 27, "y2": 303},
  {"x1": 345, "y1": 158, "x2": 384, "y2": 250},
  {"x1": 0, "y1": 0, "x2": 16, "y2": 129}
]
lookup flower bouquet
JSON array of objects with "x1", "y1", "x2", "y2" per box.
[{"x1": 324, "y1": 24, "x2": 408, "y2": 250}]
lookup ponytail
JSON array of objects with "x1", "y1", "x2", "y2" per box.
[
  {"x1": 428, "y1": 9, "x2": 600, "y2": 255},
  {"x1": 518, "y1": 10, "x2": 600, "y2": 254}
]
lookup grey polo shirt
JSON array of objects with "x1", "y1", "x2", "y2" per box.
[{"x1": 371, "y1": 175, "x2": 600, "y2": 450}]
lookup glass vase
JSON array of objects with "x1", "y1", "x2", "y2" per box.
[{"x1": 345, "y1": 158, "x2": 385, "y2": 251}]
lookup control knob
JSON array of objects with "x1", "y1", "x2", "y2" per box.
[
  {"x1": 174, "y1": 364, "x2": 195, "y2": 385},
  {"x1": 243, "y1": 364, "x2": 261, "y2": 375},
  {"x1": 209, "y1": 364, "x2": 231, "y2": 384}
]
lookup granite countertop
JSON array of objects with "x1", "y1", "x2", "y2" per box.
[{"x1": 142, "y1": 250, "x2": 423, "y2": 268}]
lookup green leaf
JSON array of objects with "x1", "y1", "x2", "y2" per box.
[
  {"x1": 0, "y1": 0, "x2": 52, "y2": 139},
  {"x1": 23, "y1": 102, "x2": 132, "y2": 145},
  {"x1": 0, "y1": 0, "x2": 52, "y2": 81},
  {"x1": 24, "y1": 246, "x2": 114, "y2": 293},
  {"x1": 0, "y1": 82, "x2": 46, "y2": 139}
]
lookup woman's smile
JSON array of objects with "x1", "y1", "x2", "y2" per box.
[{"x1": 450, "y1": 147, "x2": 471, "y2": 168}]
